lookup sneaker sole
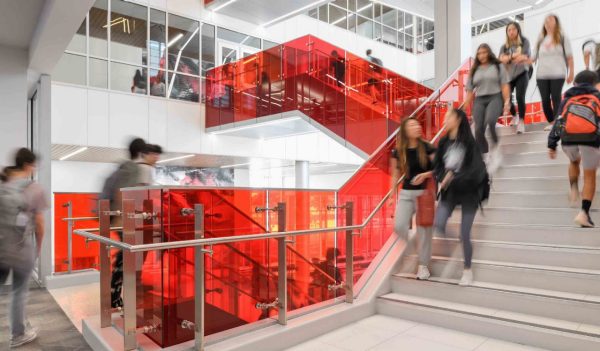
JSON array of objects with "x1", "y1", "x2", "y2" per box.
[
  {"x1": 574, "y1": 217, "x2": 594, "y2": 228},
  {"x1": 10, "y1": 334, "x2": 37, "y2": 348}
]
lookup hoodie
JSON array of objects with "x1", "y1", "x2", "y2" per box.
[{"x1": 548, "y1": 84, "x2": 600, "y2": 150}]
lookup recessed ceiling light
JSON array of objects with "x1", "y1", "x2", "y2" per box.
[
  {"x1": 59, "y1": 147, "x2": 88, "y2": 161},
  {"x1": 157, "y1": 154, "x2": 195, "y2": 164},
  {"x1": 212, "y1": 0, "x2": 237, "y2": 12}
]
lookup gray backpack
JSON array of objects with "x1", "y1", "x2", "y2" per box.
[{"x1": 0, "y1": 180, "x2": 33, "y2": 247}]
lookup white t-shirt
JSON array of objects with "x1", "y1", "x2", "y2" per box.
[{"x1": 534, "y1": 35, "x2": 573, "y2": 79}]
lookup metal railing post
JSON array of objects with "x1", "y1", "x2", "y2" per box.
[
  {"x1": 194, "y1": 204, "x2": 205, "y2": 351},
  {"x1": 65, "y1": 201, "x2": 73, "y2": 274},
  {"x1": 98, "y1": 199, "x2": 112, "y2": 328},
  {"x1": 345, "y1": 201, "x2": 354, "y2": 304},
  {"x1": 277, "y1": 202, "x2": 287, "y2": 325},
  {"x1": 122, "y1": 199, "x2": 137, "y2": 350}
]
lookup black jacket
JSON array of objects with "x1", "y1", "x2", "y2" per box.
[
  {"x1": 433, "y1": 136, "x2": 487, "y2": 209},
  {"x1": 548, "y1": 84, "x2": 600, "y2": 150}
]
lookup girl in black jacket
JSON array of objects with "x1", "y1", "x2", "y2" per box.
[{"x1": 433, "y1": 108, "x2": 488, "y2": 286}]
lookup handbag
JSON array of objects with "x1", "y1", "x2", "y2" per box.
[{"x1": 416, "y1": 178, "x2": 437, "y2": 227}]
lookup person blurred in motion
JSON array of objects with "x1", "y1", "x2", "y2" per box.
[
  {"x1": 463, "y1": 43, "x2": 511, "y2": 173},
  {"x1": 1, "y1": 166, "x2": 15, "y2": 183},
  {"x1": 548, "y1": 70, "x2": 600, "y2": 228},
  {"x1": 330, "y1": 50, "x2": 345, "y2": 87},
  {"x1": 499, "y1": 21, "x2": 532, "y2": 134},
  {"x1": 433, "y1": 109, "x2": 489, "y2": 286},
  {"x1": 391, "y1": 118, "x2": 436, "y2": 280},
  {"x1": 0, "y1": 148, "x2": 48, "y2": 348},
  {"x1": 131, "y1": 69, "x2": 147, "y2": 94},
  {"x1": 530, "y1": 14, "x2": 574, "y2": 131},
  {"x1": 139, "y1": 144, "x2": 163, "y2": 186},
  {"x1": 100, "y1": 137, "x2": 146, "y2": 308},
  {"x1": 366, "y1": 49, "x2": 383, "y2": 104}
]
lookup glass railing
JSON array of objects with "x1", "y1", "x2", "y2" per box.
[
  {"x1": 65, "y1": 39, "x2": 471, "y2": 349},
  {"x1": 206, "y1": 35, "x2": 433, "y2": 155}
]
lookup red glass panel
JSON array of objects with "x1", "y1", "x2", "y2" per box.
[{"x1": 53, "y1": 193, "x2": 100, "y2": 272}]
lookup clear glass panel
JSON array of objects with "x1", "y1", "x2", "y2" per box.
[
  {"x1": 168, "y1": 14, "x2": 200, "y2": 75},
  {"x1": 356, "y1": 16, "x2": 373, "y2": 39},
  {"x1": 67, "y1": 18, "x2": 87, "y2": 53},
  {"x1": 398, "y1": 11, "x2": 404, "y2": 28},
  {"x1": 347, "y1": 13, "x2": 357, "y2": 32},
  {"x1": 169, "y1": 72, "x2": 200, "y2": 102},
  {"x1": 332, "y1": 0, "x2": 347, "y2": 10},
  {"x1": 373, "y1": 3, "x2": 382, "y2": 23},
  {"x1": 201, "y1": 23, "x2": 215, "y2": 77},
  {"x1": 329, "y1": 4, "x2": 347, "y2": 30},
  {"x1": 382, "y1": 26, "x2": 398, "y2": 48},
  {"x1": 149, "y1": 69, "x2": 167, "y2": 97},
  {"x1": 423, "y1": 19, "x2": 434, "y2": 34},
  {"x1": 380, "y1": 5, "x2": 396, "y2": 28},
  {"x1": 308, "y1": 8, "x2": 318, "y2": 19},
  {"x1": 53, "y1": 53, "x2": 86, "y2": 85},
  {"x1": 90, "y1": 58, "x2": 108, "y2": 88},
  {"x1": 374, "y1": 22, "x2": 382, "y2": 41},
  {"x1": 217, "y1": 27, "x2": 261, "y2": 49},
  {"x1": 110, "y1": 0, "x2": 147, "y2": 66},
  {"x1": 417, "y1": 17, "x2": 423, "y2": 36},
  {"x1": 220, "y1": 46, "x2": 237, "y2": 65},
  {"x1": 348, "y1": 0, "x2": 357, "y2": 12},
  {"x1": 402, "y1": 13, "x2": 414, "y2": 36},
  {"x1": 263, "y1": 40, "x2": 278, "y2": 50},
  {"x1": 111, "y1": 62, "x2": 147, "y2": 94},
  {"x1": 149, "y1": 9, "x2": 166, "y2": 69},
  {"x1": 318, "y1": 4, "x2": 328, "y2": 22},
  {"x1": 406, "y1": 35, "x2": 414, "y2": 53},
  {"x1": 423, "y1": 32, "x2": 434, "y2": 51},
  {"x1": 356, "y1": 0, "x2": 372, "y2": 18},
  {"x1": 89, "y1": 0, "x2": 108, "y2": 58}
]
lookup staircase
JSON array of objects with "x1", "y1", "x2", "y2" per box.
[{"x1": 381, "y1": 123, "x2": 600, "y2": 351}]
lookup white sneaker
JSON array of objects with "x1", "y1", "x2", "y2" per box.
[
  {"x1": 569, "y1": 186, "x2": 580, "y2": 206},
  {"x1": 458, "y1": 269, "x2": 473, "y2": 286},
  {"x1": 516, "y1": 120, "x2": 525, "y2": 134},
  {"x1": 575, "y1": 211, "x2": 595, "y2": 228},
  {"x1": 9, "y1": 327, "x2": 38, "y2": 348},
  {"x1": 416, "y1": 265, "x2": 431, "y2": 280},
  {"x1": 488, "y1": 147, "x2": 503, "y2": 174},
  {"x1": 511, "y1": 116, "x2": 519, "y2": 126}
]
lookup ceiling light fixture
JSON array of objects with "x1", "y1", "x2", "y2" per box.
[
  {"x1": 220, "y1": 162, "x2": 251, "y2": 169},
  {"x1": 59, "y1": 147, "x2": 88, "y2": 161},
  {"x1": 472, "y1": 6, "x2": 532, "y2": 25},
  {"x1": 535, "y1": 0, "x2": 545, "y2": 5},
  {"x1": 261, "y1": 0, "x2": 329, "y2": 27},
  {"x1": 157, "y1": 154, "x2": 195, "y2": 164},
  {"x1": 212, "y1": 0, "x2": 237, "y2": 12},
  {"x1": 167, "y1": 33, "x2": 183, "y2": 48}
]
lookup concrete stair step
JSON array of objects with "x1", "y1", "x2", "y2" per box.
[
  {"x1": 492, "y1": 176, "x2": 575, "y2": 192},
  {"x1": 448, "y1": 206, "x2": 599, "y2": 226},
  {"x1": 488, "y1": 191, "x2": 599, "y2": 209},
  {"x1": 377, "y1": 292, "x2": 600, "y2": 351},
  {"x1": 496, "y1": 163, "x2": 571, "y2": 178},
  {"x1": 391, "y1": 275, "x2": 600, "y2": 326},
  {"x1": 503, "y1": 151, "x2": 567, "y2": 166},
  {"x1": 501, "y1": 131, "x2": 548, "y2": 144}
]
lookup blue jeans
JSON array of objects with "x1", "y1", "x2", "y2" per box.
[{"x1": 6, "y1": 241, "x2": 35, "y2": 338}]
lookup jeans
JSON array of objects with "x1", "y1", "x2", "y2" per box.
[
  {"x1": 5, "y1": 240, "x2": 35, "y2": 338},
  {"x1": 394, "y1": 189, "x2": 433, "y2": 266},
  {"x1": 510, "y1": 72, "x2": 529, "y2": 119},
  {"x1": 434, "y1": 201, "x2": 477, "y2": 269},
  {"x1": 473, "y1": 93, "x2": 503, "y2": 154},
  {"x1": 537, "y1": 78, "x2": 565, "y2": 123}
]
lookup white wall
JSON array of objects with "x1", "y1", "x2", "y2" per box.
[
  {"x1": 51, "y1": 160, "x2": 115, "y2": 193},
  {"x1": 0, "y1": 46, "x2": 28, "y2": 165},
  {"x1": 267, "y1": 15, "x2": 421, "y2": 82}
]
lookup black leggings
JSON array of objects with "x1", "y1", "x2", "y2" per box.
[
  {"x1": 510, "y1": 72, "x2": 529, "y2": 119},
  {"x1": 537, "y1": 78, "x2": 565, "y2": 123}
]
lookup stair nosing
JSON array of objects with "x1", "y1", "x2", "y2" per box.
[
  {"x1": 433, "y1": 237, "x2": 600, "y2": 253},
  {"x1": 392, "y1": 274, "x2": 600, "y2": 306},
  {"x1": 378, "y1": 292, "x2": 600, "y2": 339}
]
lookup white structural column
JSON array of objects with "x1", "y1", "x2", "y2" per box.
[
  {"x1": 37, "y1": 74, "x2": 53, "y2": 286},
  {"x1": 434, "y1": 0, "x2": 472, "y2": 88},
  {"x1": 295, "y1": 160, "x2": 309, "y2": 189}
]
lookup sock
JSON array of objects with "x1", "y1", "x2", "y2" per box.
[{"x1": 583, "y1": 200, "x2": 592, "y2": 214}]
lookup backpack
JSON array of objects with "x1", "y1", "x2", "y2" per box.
[
  {"x1": 0, "y1": 180, "x2": 33, "y2": 244},
  {"x1": 559, "y1": 93, "x2": 600, "y2": 143},
  {"x1": 100, "y1": 161, "x2": 140, "y2": 209}
]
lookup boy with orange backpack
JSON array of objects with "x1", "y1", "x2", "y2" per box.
[{"x1": 548, "y1": 70, "x2": 600, "y2": 227}]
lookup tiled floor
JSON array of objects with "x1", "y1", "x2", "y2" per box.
[
  {"x1": 284, "y1": 315, "x2": 549, "y2": 351},
  {"x1": 48, "y1": 282, "x2": 100, "y2": 332},
  {"x1": 0, "y1": 283, "x2": 92, "y2": 350}
]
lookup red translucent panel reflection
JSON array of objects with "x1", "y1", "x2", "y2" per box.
[
  {"x1": 206, "y1": 35, "x2": 433, "y2": 155},
  {"x1": 53, "y1": 193, "x2": 100, "y2": 272}
]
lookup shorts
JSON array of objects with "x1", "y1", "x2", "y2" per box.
[{"x1": 562, "y1": 145, "x2": 600, "y2": 170}]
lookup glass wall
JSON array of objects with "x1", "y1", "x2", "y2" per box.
[{"x1": 53, "y1": 0, "x2": 276, "y2": 104}]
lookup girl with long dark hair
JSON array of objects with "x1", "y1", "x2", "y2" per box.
[
  {"x1": 463, "y1": 43, "x2": 511, "y2": 173},
  {"x1": 499, "y1": 21, "x2": 531, "y2": 134},
  {"x1": 530, "y1": 14, "x2": 574, "y2": 130},
  {"x1": 433, "y1": 109, "x2": 488, "y2": 286},
  {"x1": 391, "y1": 118, "x2": 436, "y2": 280}
]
